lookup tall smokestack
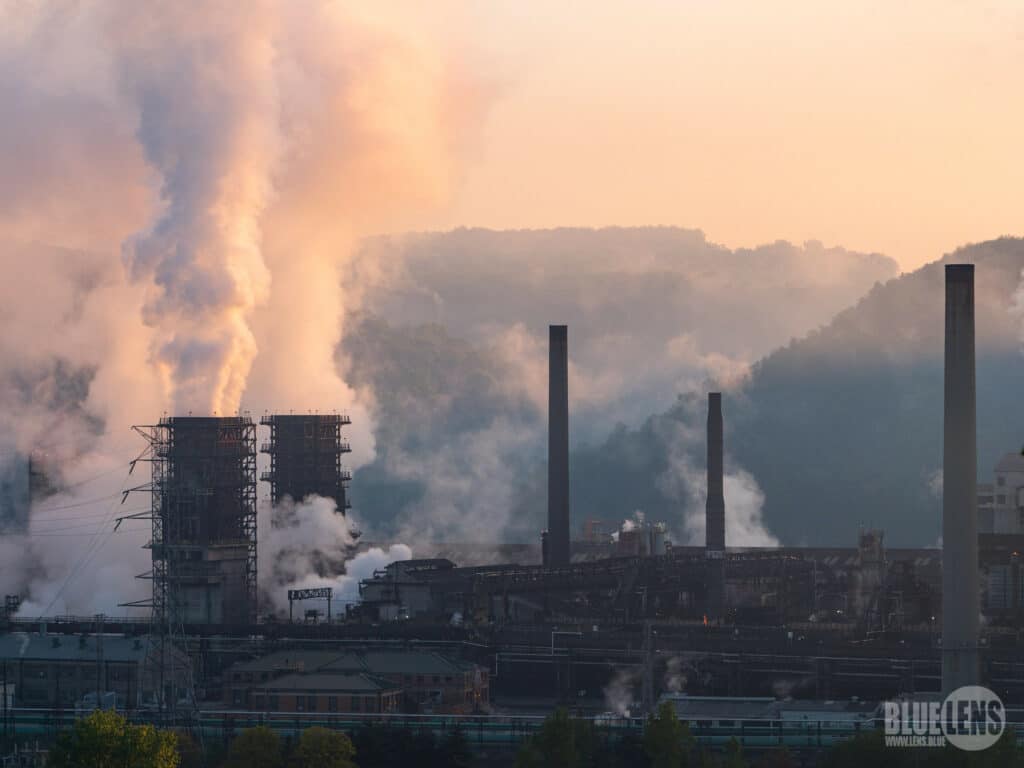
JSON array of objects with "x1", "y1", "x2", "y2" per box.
[
  {"x1": 706, "y1": 392, "x2": 726, "y2": 620},
  {"x1": 942, "y1": 264, "x2": 980, "y2": 692},
  {"x1": 547, "y1": 325, "x2": 570, "y2": 567}
]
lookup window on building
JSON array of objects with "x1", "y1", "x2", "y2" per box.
[
  {"x1": 307, "y1": 695, "x2": 317, "y2": 712},
  {"x1": 269, "y1": 695, "x2": 279, "y2": 710},
  {"x1": 352, "y1": 696, "x2": 361, "y2": 712},
  {"x1": 232, "y1": 691, "x2": 242, "y2": 706},
  {"x1": 998, "y1": 476, "x2": 1006, "y2": 486},
  {"x1": 432, "y1": 675, "x2": 440, "y2": 684},
  {"x1": 328, "y1": 696, "x2": 338, "y2": 712},
  {"x1": 998, "y1": 495, "x2": 1007, "y2": 504}
]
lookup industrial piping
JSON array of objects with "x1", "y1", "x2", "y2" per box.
[
  {"x1": 942, "y1": 264, "x2": 980, "y2": 692},
  {"x1": 547, "y1": 325, "x2": 571, "y2": 568}
]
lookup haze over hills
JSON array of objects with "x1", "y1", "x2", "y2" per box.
[
  {"x1": 571, "y1": 237, "x2": 1024, "y2": 547},
  {"x1": 345, "y1": 233, "x2": 1024, "y2": 549},
  {"x1": 341, "y1": 227, "x2": 900, "y2": 544}
]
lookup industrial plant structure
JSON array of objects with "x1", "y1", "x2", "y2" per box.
[
  {"x1": 546, "y1": 324, "x2": 570, "y2": 568},
  {"x1": 260, "y1": 414, "x2": 352, "y2": 512},
  {"x1": 705, "y1": 392, "x2": 726, "y2": 621},
  {"x1": 131, "y1": 416, "x2": 259, "y2": 627},
  {"x1": 6, "y1": 261, "x2": 1024, "y2": 744},
  {"x1": 942, "y1": 264, "x2": 980, "y2": 692}
]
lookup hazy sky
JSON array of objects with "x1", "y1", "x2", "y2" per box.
[{"x1": 424, "y1": 1, "x2": 1023, "y2": 271}]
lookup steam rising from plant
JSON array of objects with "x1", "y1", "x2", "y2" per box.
[
  {"x1": 0, "y1": 1, "x2": 485, "y2": 612},
  {"x1": 656, "y1": 395, "x2": 779, "y2": 547},
  {"x1": 257, "y1": 494, "x2": 411, "y2": 616}
]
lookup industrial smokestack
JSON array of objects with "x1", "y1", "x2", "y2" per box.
[
  {"x1": 706, "y1": 392, "x2": 726, "y2": 620},
  {"x1": 547, "y1": 325, "x2": 570, "y2": 567},
  {"x1": 942, "y1": 264, "x2": 980, "y2": 693}
]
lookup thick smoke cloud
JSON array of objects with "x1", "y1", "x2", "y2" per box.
[
  {"x1": 115, "y1": 3, "x2": 278, "y2": 414},
  {"x1": 0, "y1": 1, "x2": 486, "y2": 613},
  {"x1": 352, "y1": 228, "x2": 898, "y2": 434},
  {"x1": 343, "y1": 230, "x2": 896, "y2": 547},
  {"x1": 257, "y1": 494, "x2": 411, "y2": 616}
]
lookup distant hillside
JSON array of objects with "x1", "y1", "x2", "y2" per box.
[
  {"x1": 343, "y1": 227, "x2": 898, "y2": 544},
  {"x1": 571, "y1": 238, "x2": 1024, "y2": 546}
]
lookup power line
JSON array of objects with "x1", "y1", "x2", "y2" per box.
[
  {"x1": 30, "y1": 493, "x2": 121, "y2": 513},
  {"x1": 28, "y1": 516, "x2": 150, "y2": 534},
  {"x1": 29, "y1": 507, "x2": 149, "y2": 522},
  {"x1": 18, "y1": 527, "x2": 149, "y2": 537},
  {"x1": 37, "y1": 469, "x2": 134, "y2": 617}
]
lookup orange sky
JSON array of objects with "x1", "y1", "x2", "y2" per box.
[{"x1": 425, "y1": 1, "x2": 1024, "y2": 271}]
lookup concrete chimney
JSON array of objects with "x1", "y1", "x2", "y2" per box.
[
  {"x1": 706, "y1": 392, "x2": 726, "y2": 620},
  {"x1": 547, "y1": 325, "x2": 570, "y2": 567},
  {"x1": 942, "y1": 264, "x2": 980, "y2": 692}
]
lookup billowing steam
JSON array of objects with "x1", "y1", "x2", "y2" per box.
[
  {"x1": 257, "y1": 494, "x2": 411, "y2": 616},
  {"x1": 116, "y1": 3, "x2": 277, "y2": 414},
  {"x1": 0, "y1": 1, "x2": 486, "y2": 613},
  {"x1": 663, "y1": 656, "x2": 687, "y2": 694},
  {"x1": 656, "y1": 396, "x2": 779, "y2": 548},
  {"x1": 603, "y1": 667, "x2": 639, "y2": 718}
]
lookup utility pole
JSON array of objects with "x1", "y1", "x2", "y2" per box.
[
  {"x1": 3, "y1": 659, "x2": 8, "y2": 746},
  {"x1": 95, "y1": 615, "x2": 104, "y2": 709},
  {"x1": 642, "y1": 621, "x2": 654, "y2": 714}
]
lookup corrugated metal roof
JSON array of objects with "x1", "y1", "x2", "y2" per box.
[
  {"x1": 0, "y1": 633, "x2": 154, "y2": 663},
  {"x1": 252, "y1": 672, "x2": 399, "y2": 693},
  {"x1": 232, "y1": 649, "x2": 472, "y2": 677}
]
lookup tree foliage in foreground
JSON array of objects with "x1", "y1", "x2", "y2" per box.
[{"x1": 48, "y1": 709, "x2": 179, "y2": 768}]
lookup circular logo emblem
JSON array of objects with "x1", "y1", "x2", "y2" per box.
[{"x1": 940, "y1": 686, "x2": 1005, "y2": 751}]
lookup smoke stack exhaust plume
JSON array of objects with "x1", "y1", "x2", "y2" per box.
[
  {"x1": 706, "y1": 392, "x2": 726, "y2": 620},
  {"x1": 547, "y1": 325, "x2": 570, "y2": 567},
  {"x1": 942, "y1": 264, "x2": 980, "y2": 693}
]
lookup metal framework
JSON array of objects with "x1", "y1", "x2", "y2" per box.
[
  {"x1": 287, "y1": 587, "x2": 333, "y2": 623},
  {"x1": 130, "y1": 417, "x2": 258, "y2": 628},
  {"x1": 259, "y1": 414, "x2": 351, "y2": 512}
]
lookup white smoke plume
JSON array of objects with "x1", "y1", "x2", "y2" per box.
[
  {"x1": 663, "y1": 656, "x2": 687, "y2": 694},
  {"x1": 656, "y1": 398, "x2": 779, "y2": 548},
  {"x1": 0, "y1": 1, "x2": 486, "y2": 614},
  {"x1": 603, "y1": 667, "x2": 639, "y2": 718},
  {"x1": 257, "y1": 494, "x2": 411, "y2": 616}
]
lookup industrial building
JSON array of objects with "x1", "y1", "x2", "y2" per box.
[
  {"x1": 6, "y1": 259, "x2": 1024, "y2": 751},
  {"x1": 0, "y1": 631, "x2": 189, "y2": 709},
  {"x1": 260, "y1": 414, "x2": 352, "y2": 512},
  {"x1": 245, "y1": 673, "x2": 401, "y2": 715},
  {"x1": 131, "y1": 416, "x2": 258, "y2": 627},
  {"x1": 223, "y1": 649, "x2": 488, "y2": 714}
]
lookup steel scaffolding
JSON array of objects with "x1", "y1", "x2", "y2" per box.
[
  {"x1": 259, "y1": 414, "x2": 352, "y2": 512},
  {"x1": 130, "y1": 417, "x2": 258, "y2": 628}
]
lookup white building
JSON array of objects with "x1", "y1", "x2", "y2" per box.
[{"x1": 978, "y1": 452, "x2": 1024, "y2": 534}]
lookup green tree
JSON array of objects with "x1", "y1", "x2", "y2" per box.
[
  {"x1": 173, "y1": 731, "x2": 203, "y2": 768},
  {"x1": 49, "y1": 709, "x2": 179, "y2": 768},
  {"x1": 224, "y1": 725, "x2": 284, "y2": 768},
  {"x1": 288, "y1": 726, "x2": 356, "y2": 768},
  {"x1": 516, "y1": 709, "x2": 579, "y2": 768},
  {"x1": 643, "y1": 701, "x2": 694, "y2": 768}
]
